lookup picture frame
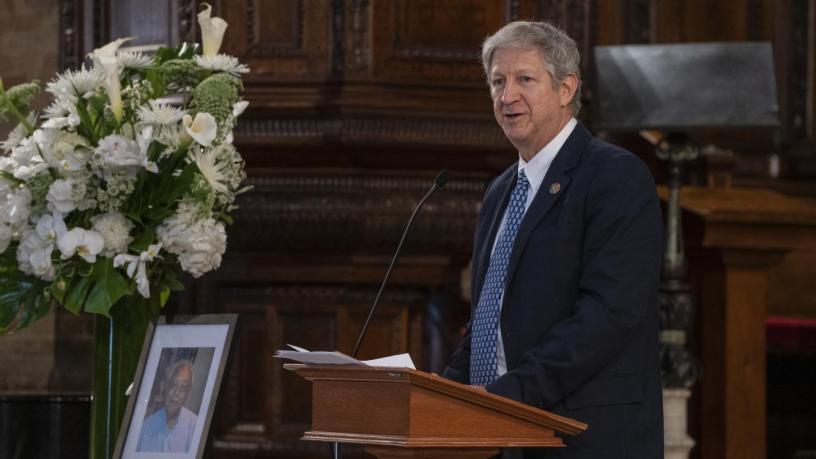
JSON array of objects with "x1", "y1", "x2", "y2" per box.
[{"x1": 113, "y1": 314, "x2": 238, "y2": 459}]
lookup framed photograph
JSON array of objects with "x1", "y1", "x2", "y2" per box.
[{"x1": 114, "y1": 314, "x2": 237, "y2": 459}]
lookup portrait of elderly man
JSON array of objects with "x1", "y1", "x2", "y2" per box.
[
  {"x1": 137, "y1": 359, "x2": 199, "y2": 453},
  {"x1": 443, "y1": 21, "x2": 664, "y2": 458}
]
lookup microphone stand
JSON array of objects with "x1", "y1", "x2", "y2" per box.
[{"x1": 330, "y1": 170, "x2": 448, "y2": 459}]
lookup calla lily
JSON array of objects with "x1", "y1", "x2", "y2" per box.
[
  {"x1": 198, "y1": 4, "x2": 228, "y2": 57},
  {"x1": 183, "y1": 112, "x2": 217, "y2": 146},
  {"x1": 57, "y1": 228, "x2": 104, "y2": 263},
  {"x1": 91, "y1": 38, "x2": 133, "y2": 123},
  {"x1": 113, "y1": 243, "x2": 162, "y2": 298}
]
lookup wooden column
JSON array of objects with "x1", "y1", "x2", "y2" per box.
[{"x1": 665, "y1": 187, "x2": 816, "y2": 459}]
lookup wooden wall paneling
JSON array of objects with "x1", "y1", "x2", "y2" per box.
[{"x1": 370, "y1": 0, "x2": 502, "y2": 84}]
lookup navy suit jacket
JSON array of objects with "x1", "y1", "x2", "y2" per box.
[{"x1": 443, "y1": 123, "x2": 664, "y2": 458}]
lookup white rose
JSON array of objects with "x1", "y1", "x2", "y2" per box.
[
  {"x1": 46, "y1": 179, "x2": 81, "y2": 214},
  {"x1": 42, "y1": 131, "x2": 90, "y2": 172},
  {"x1": 16, "y1": 229, "x2": 48, "y2": 275},
  {"x1": 0, "y1": 223, "x2": 12, "y2": 254},
  {"x1": 92, "y1": 212, "x2": 134, "y2": 257}
]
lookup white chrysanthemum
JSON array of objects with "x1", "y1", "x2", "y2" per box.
[
  {"x1": 173, "y1": 218, "x2": 226, "y2": 277},
  {"x1": 136, "y1": 100, "x2": 186, "y2": 125},
  {"x1": 46, "y1": 66, "x2": 103, "y2": 101},
  {"x1": 117, "y1": 51, "x2": 153, "y2": 70},
  {"x1": 194, "y1": 54, "x2": 249, "y2": 76},
  {"x1": 41, "y1": 99, "x2": 81, "y2": 129},
  {"x1": 191, "y1": 147, "x2": 228, "y2": 194},
  {"x1": 91, "y1": 212, "x2": 134, "y2": 257},
  {"x1": 156, "y1": 202, "x2": 200, "y2": 253}
]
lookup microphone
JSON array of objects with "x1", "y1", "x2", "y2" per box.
[{"x1": 351, "y1": 170, "x2": 449, "y2": 358}]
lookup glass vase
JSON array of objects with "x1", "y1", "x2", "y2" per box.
[{"x1": 89, "y1": 296, "x2": 157, "y2": 459}]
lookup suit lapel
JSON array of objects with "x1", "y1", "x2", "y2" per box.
[
  {"x1": 473, "y1": 165, "x2": 517, "y2": 303},
  {"x1": 503, "y1": 122, "x2": 592, "y2": 293}
]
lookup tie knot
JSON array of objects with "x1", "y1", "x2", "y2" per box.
[{"x1": 517, "y1": 169, "x2": 529, "y2": 188}]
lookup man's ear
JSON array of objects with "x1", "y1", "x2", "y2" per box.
[{"x1": 559, "y1": 74, "x2": 579, "y2": 107}]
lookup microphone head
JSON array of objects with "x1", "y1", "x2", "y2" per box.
[{"x1": 434, "y1": 170, "x2": 449, "y2": 189}]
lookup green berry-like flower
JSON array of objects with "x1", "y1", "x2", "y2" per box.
[
  {"x1": 0, "y1": 81, "x2": 40, "y2": 122},
  {"x1": 189, "y1": 73, "x2": 242, "y2": 124},
  {"x1": 159, "y1": 59, "x2": 203, "y2": 90}
]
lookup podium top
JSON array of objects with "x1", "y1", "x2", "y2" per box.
[{"x1": 288, "y1": 364, "x2": 587, "y2": 436}]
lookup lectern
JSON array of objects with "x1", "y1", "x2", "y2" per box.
[{"x1": 288, "y1": 365, "x2": 587, "y2": 459}]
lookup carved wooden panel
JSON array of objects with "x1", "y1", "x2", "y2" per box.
[
  {"x1": 370, "y1": 0, "x2": 507, "y2": 82},
  {"x1": 219, "y1": 0, "x2": 331, "y2": 80}
]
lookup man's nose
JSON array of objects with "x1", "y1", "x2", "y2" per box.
[{"x1": 500, "y1": 80, "x2": 520, "y2": 104}]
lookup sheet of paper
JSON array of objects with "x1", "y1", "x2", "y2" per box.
[
  {"x1": 362, "y1": 353, "x2": 415, "y2": 370},
  {"x1": 275, "y1": 346, "x2": 415, "y2": 369}
]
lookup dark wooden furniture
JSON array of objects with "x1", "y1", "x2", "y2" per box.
[
  {"x1": 666, "y1": 186, "x2": 816, "y2": 459},
  {"x1": 289, "y1": 365, "x2": 586, "y2": 459}
]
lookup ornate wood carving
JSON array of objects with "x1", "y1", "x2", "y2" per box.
[
  {"x1": 370, "y1": 1, "x2": 504, "y2": 82},
  {"x1": 235, "y1": 116, "x2": 508, "y2": 150},
  {"x1": 229, "y1": 171, "x2": 485, "y2": 255},
  {"x1": 221, "y1": 0, "x2": 330, "y2": 79}
]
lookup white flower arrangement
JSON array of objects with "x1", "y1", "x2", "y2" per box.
[{"x1": 0, "y1": 3, "x2": 249, "y2": 329}]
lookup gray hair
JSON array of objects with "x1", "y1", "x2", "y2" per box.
[
  {"x1": 481, "y1": 21, "x2": 582, "y2": 115},
  {"x1": 167, "y1": 359, "x2": 194, "y2": 383}
]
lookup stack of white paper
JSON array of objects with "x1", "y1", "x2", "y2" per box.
[{"x1": 275, "y1": 344, "x2": 416, "y2": 369}]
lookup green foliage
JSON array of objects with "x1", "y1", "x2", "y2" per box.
[
  {"x1": 154, "y1": 42, "x2": 200, "y2": 66},
  {"x1": 0, "y1": 245, "x2": 52, "y2": 333},
  {"x1": 85, "y1": 259, "x2": 131, "y2": 316},
  {"x1": 0, "y1": 80, "x2": 40, "y2": 123},
  {"x1": 189, "y1": 73, "x2": 242, "y2": 124},
  {"x1": 122, "y1": 147, "x2": 198, "y2": 225},
  {"x1": 159, "y1": 59, "x2": 203, "y2": 90}
]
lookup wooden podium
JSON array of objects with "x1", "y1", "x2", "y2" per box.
[{"x1": 288, "y1": 365, "x2": 587, "y2": 459}]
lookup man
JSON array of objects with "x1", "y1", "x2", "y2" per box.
[
  {"x1": 443, "y1": 21, "x2": 664, "y2": 458},
  {"x1": 138, "y1": 359, "x2": 199, "y2": 452}
]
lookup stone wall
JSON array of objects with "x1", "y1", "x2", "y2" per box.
[{"x1": 0, "y1": 0, "x2": 60, "y2": 393}]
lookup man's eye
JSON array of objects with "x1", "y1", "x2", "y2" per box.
[
  {"x1": 519, "y1": 76, "x2": 533, "y2": 83},
  {"x1": 492, "y1": 79, "x2": 504, "y2": 87}
]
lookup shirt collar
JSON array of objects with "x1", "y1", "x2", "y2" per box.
[{"x1": 517, "y1": 117, "x2": 577, "y2": 195}]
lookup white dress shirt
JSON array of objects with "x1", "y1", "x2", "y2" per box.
[{"x1": 490, "y1": 117, "x2": 577, "y2": 376}]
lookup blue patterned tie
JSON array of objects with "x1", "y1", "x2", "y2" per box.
[{"x1": 470, "y1": 169, "x2": 529, "y2": 386}]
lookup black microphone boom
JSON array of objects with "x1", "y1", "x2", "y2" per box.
[{"x1": 351, "y1": 170, "x2": 449, "y2": 358}]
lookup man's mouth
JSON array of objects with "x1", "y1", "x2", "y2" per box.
[{"x1": 504, "y1": 112, "x2": 523, "y2": 120}]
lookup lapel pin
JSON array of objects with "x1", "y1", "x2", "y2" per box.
[{"x1": 549, "y1": 182, "x2": 561, "y2": 194}]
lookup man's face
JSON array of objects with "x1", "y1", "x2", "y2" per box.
[
  {"x1": 165, "y1": 365, "x2": 192, "y2": 415},
  {"x1": 489, "y1": 48, "x2": 576, "y2": 159}
]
